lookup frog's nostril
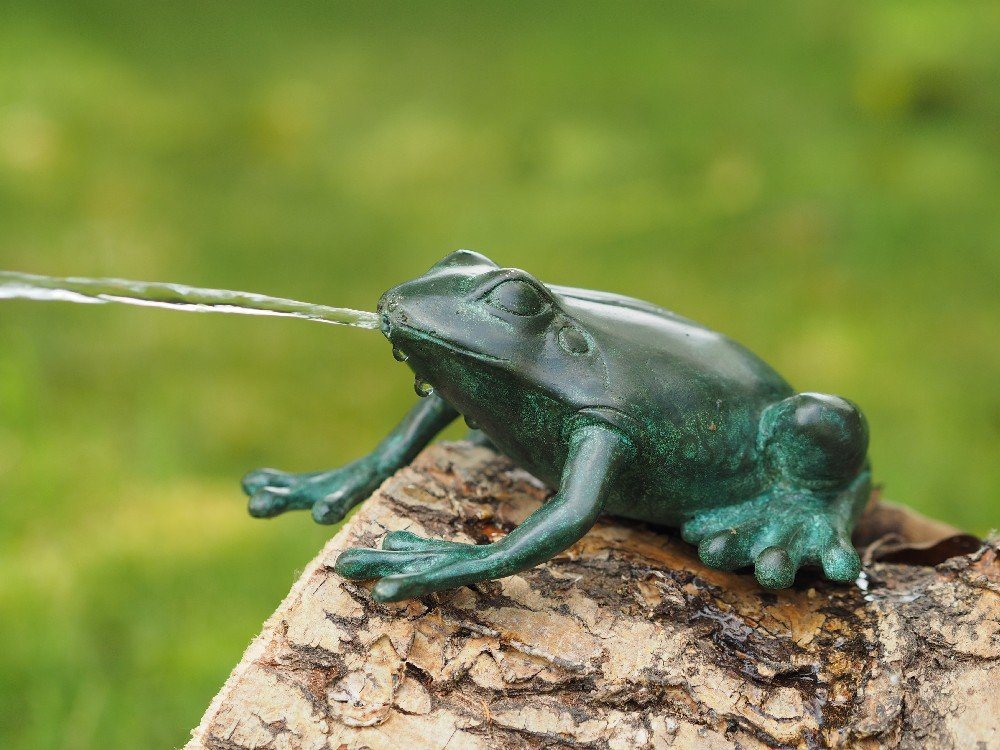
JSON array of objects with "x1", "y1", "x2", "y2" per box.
[
  {"x1": 378, "y1": 292, "x2": 401, "y2": 314},
  {"x1": 377, "y1": 293, "x2": 394, "y2": 313}
]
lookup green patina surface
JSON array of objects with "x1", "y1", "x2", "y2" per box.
[{"x1": 245, "y1": 251, "x2": 871, "y2": 599}]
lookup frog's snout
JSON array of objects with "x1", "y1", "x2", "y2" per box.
[{"x1": 377, "y1": 292, "x2": 400, "y2": 339}]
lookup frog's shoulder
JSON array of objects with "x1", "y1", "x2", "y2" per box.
[{"x1": 547, "y1": 284, "x2": 709, "y2": 330}]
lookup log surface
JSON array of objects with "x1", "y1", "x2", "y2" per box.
[{"x1": 185, "y1": 442, "x2": 999, "y2": 750}]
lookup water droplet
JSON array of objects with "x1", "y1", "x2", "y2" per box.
[
  {"x1": 414, "y1": 377, "x2": 434, "y2": 398},
  {"x1": 392, "y1": 346, "x2": 409, "y2": 362},
  {"x1": 464, "y1": 415, "x2": 480, "y2": 430}
]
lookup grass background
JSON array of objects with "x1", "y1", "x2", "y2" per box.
[{"x1": 0, "y1": 2, "x2": 998, "y2": 747}]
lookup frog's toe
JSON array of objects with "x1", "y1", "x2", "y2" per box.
[
  {"x1": 753, "y1": 525, "x2": 810, "y2": 588},
  {"x1": 334, "y1": 547, "x2": 442, "y2": 580},
  {"x1": 244, "y1": 468, "x2": 331, "y2": 518},
  {"x1": 370, "y1": 554, "x2": 491, "y2": 602},
  {"x1": 248, "y1": 487, "x2": 294, "y2": 518},
  {"x1": 820, "y1": 533, "x2": 862, "y2": 582},
  {"x1": 698, "y1": 528, "x2": 756, "y2": 571},
  {"x1": 371, "y1": 573, "x2": 434, "y2": 603},
  {"x1": 242, "y1": 468, "x2": 294, "y2": 495},
  {"x1": 312, "y1": 496, "x2": 353, "y2": 525},
  {"x1": 681, "y1": 499, "x2": 766, "y2": 544},
  {"x1": 754, "y1": 546, "x2": 798, "y2": 589},
  {"x1": 336, "y1": 539, "x2": 494, "y2": 601},
  {"x1": 682, "y1": 517, "x2": 723, "y2": 545},
  {"x1": 335, "y1": 535, "x2": 482, "y2": 581},
  {"x1": 698, "y1": 518, "x2": 809, "y2": 588},
  {"x1": 381, "y1": 530, "x2": 466, "y2": 552}
]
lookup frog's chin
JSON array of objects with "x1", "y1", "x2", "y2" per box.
[{"x1": 389, "y1": 323, "x2": 510, "y2": 366}]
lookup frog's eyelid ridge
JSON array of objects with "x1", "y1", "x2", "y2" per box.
[
  {"x1": 487, "y1": 281, "x2": 547, "y2": 316},
  {"x1": 479, "y1": 274, "x2": 555, "y2": 318},
  {"x1": 475, "y1": 269, "x2": 553, "y2": 304}
]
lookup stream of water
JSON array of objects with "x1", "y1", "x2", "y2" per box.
[{"x1": 0, "y1": 270, "x2": 380, "y2": 329}]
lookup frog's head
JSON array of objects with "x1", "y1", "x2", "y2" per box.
[{"x1": 378, "y1": 250, "x2": 600, "y2": 413}]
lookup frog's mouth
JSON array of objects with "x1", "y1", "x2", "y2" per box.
[{"x1": 386, "y1": 320, "x2": 509, "y2": 366}]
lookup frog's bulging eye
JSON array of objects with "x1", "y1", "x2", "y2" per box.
[{"x1": 485, "y1": 279, "x2": 549, "y2": 317}]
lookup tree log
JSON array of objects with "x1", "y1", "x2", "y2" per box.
[{"x1": 185, "y1": 442, "x2": 998, "y2": 750}]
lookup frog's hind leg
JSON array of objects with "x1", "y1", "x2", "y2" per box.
[{"x1": 681, "y1": 393, "x2": 871, "y2": 589}]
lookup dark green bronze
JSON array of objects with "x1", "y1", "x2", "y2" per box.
[{"x1": 243, "y1": 251, "x2": 871, "y2": 602}]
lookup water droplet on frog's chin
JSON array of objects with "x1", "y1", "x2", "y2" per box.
[
  {"x1": 392, "y1": 346, "x2": 409, "y2": 362},
  {"x1": 464, "y1": 415, "x2": 480, "y2": 430},
  {"x1": 414, "y1": 377, "x2": 434, "y2": 398}
]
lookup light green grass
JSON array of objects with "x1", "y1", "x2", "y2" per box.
[{"x1": 1, "y1": 2, "x2": 998, "y2": 747}]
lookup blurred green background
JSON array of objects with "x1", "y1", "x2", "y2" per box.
[{"x1": 1, "y1": 1, "x2": 998, "y2": 747}]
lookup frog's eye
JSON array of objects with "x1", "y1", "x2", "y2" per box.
[{"x1": 484, "y1": 279, "x2": 549, "y2": 317}]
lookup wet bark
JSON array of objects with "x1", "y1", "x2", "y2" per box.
[{"x1": 185, "y1": 442, "x2": 998, "y2": 750}]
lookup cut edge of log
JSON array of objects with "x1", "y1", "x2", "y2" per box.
[{"x1": 186, "y1": 538, "x2": 335, "y2": 748}]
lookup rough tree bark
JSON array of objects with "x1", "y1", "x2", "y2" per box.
[{"x1": 185, "y1": 442, "x2": 998, "y2": 750}]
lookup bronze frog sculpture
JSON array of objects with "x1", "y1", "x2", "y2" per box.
[{"x1": 243, "y1": 251, "x2": 871, "y2": 601}]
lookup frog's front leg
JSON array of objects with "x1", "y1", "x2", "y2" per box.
[
  {"x1": 335, "y1": 423, "x2": 633, "y2": 602},
  {"x1": 242, "y1": 394, "x2": 458, "y2": 524}
]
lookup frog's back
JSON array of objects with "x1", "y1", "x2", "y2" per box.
[
  {"x1": 550, "y1": 285, "x2": 794, "y2": 519},
  {"x1": 549, "y1": 285, "x2": 791, "y2": 405}
]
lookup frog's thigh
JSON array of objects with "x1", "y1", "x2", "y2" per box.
[
  {"x1": 761, "y1": 392, "x2": 869, "y2": 484},
  {"x1": 682, "y1": 393, "x2": 871, "y2": 589}
]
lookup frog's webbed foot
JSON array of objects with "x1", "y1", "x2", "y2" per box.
[
  {"x1": 687, "y1": 392, "x2": 872, "y2": 589},
  {"x1": 242, "y1": 461, "x2": 377, "y2": 525},
  {"x1": 335, "y1": 530, "x2": 494, "y2": 602},
  {"x1": 243, "y1": 394, "x2": 459, "y2": 525},
  {"x1": 681, "y1": 470, "x2": 871, "y2": 589}
]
